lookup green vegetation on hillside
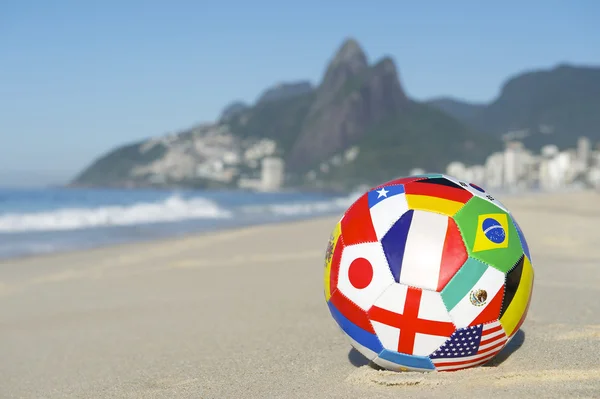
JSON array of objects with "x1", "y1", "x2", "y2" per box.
[
  {"x1": 324, "y1": 101, "x2": 501, "y2": 186},
  {"x1": 429, "y1": 65, "x2": 600, "y2": 151},
  {"x1": 226, "y1": 92, "x2": 315, "y2": 155},
  {"x1": 72, "y1": 141, "x2": 167, "y2": 186}
]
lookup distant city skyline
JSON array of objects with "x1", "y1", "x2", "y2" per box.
[{"x1": 1, "y1": 0, "x2": 599, "y2": 186}]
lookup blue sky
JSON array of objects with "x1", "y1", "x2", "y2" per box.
[{"x1": 1, "y1": 0, "x2": 599, "y2": 186}]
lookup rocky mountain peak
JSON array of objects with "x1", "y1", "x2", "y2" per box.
[
  {"x1": 313, "y1": 39, "x2": 369, "y2": 107},
  {"x1": 219, "y1": 101, "x2": 249, "y2": 121},
  {"x1": 288, "y1": 51, "x2": 409, "y2": 170},
  {"x1": 369, "y1": 56, "x2": 408, "y2": 103},
  {"x1": 256, "y1": 81, "x2": 314, "y2": 104},
  {"x1": 372, "y1": 56, "x2": 397, "y2": 75},
  {"x1": 328, "y1": 38, "x2": 368, "y2": 70}
]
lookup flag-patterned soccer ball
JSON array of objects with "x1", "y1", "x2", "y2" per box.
[{"x1": 323, "y1": 174, "x2": 534, "y2": 372}]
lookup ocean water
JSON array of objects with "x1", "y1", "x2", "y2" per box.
[{"x1": 0, "y1": 187, "x2": 360, "y2": 260}]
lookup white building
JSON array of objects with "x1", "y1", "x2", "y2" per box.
[
  {"x1": 541, "y1": 144, "x2": 559, "y2": 158},
  {"x1": 445, "y1": 162, "x2": 491, "y2": 188},
  {"x1": 446, "y1": 161, "x2": 466, "y2": 180},
  {"x1": 222, "y1": 151, "x2": 240, "y2": 165},
  {"x1": 576, "y1": 136, "x2": 591, "y2": 173},
  {"x1": 501, "y1": 141, "x2": 538, "y2": 191},
  {"x1": 244, "y1": 139, "x2": 277, "y2": 162},
  {"x1": 538, "y1": 150, "x2": 577, "y2": 190},
  {"x1": 261, "y1": 157, "x2": 285, "y2": 191},
  {"x1": 344, "y1": 146, "x2": 360, "y2": 162},
  {"x1": 444, "y1": 136, "x2": 600, "y2": 193},
  {"x1": 587, "y1": 167, "x2": 600, "y2": 190},
  {"x1": 469, "y1": 165, "x2": 486, "y2": 186},
  {"x1": 503, "y1": 143, "x2": 518, "y2": 188},
  {"x1": 238, "y1": 157, "x2": 285, "y2": 191},
  {"x1": 484, "y1": 153, "x2": 504, "y2": 189}
]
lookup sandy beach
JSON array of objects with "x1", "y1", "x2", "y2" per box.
[{"x1": 0, "y1": 190, "x2": 599, "y2": 399}]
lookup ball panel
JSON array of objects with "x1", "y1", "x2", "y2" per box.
[
  {"x1": 348, "y1": 257, "x2": 374, "y2": 289},
  {"x1": 329, "y1": 289, "x2": 376, "y2": 334},
  {"x1": 411, "y1": 173, "x2": 445, "y2": 179},
  {"x1": 512, "y1": 217, "x2": 532, "y2": 263},
  {"x1": 326, "y1": 299, "x2": 383, "y2": 359},
  {"x1": 454, "y1": 197, "x2": 523, "y2": 272},
  {"x1": 441, "y1": 257, "x2": 505, "y2": 328},
  {"x1": 418, "y1": 289, "x2": 455, "y2": 327},
  {"x1": 500, "y1": 255, "x2": 526, "y2": 319},
  {"x1": 375, "y1": 175, "x2": 428, "y2": 188},
  {"x1": 370, "y1": 319, "x2": 400, "y2": 352},
  {"x1": 437, "y1": 218, "x2": 468, "y2": 291},
  {"x1": 429, "y1": 320, "x2": 508, "y2": 371},
  {"x1": 368, "y1": 284, "x2": 408, "y2": 352},
  {"x1": 367, "y1": 184, "x2": 410, "y2": 241},
  {"x1": 347, "y1": 335, "x2": 379, "y2": 361},
  {"x1": 404, "y1": 178, "x2": 472, "y2": 217},
  {"x1": 367, "y1": 284, "x2": 455, "y2": 356},
  {"x1": 442, "y1": 175, "x2": 509, "y2": 213},
  {"x1": 505, "y1": 283, "x2": 532, "y2": 339},
  {"x1": 336, "y1": 242, "x2": 395, "y2": 310},
  {"x1": 340, "y1": 194, "x2": 378, "y2": 246},
  {"x1": 405, "y1": 194, "x2": 465, "y2": 217},
  {"x1": 473, "y1": 213, "x2": 509, "y2": 251},
  {"x1": 499, "y1": 255, "x2": 534, "y2": 338},
  {"x1": 380, "y1": 210, "x2": 468, "y2": 292},
  {"x1": 464, "y1": 285, "x2": 505, "y2": 328},
  {"x1": 380, "y1": 210, "x2": 414, "y2": 283},
  {"x1": 387, "y1": 210, "x2": 452, "y2": 291},
  {"x1": 468, "y1": 182, "x2": 485, "y2": 192},
  {"x1": 410, "y1": 176, "x2": 472, "y2": 192},
  {"x1": 373, "y1": 349, "x2": 436, "y2": 372},
  {"x1": 324, "y1": 221, "x2": 342, "y2": 301}
]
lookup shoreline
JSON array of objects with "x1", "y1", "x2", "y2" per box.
[
  {"x1": 0, "y1": 186, "x2": 594, "y2": 263},
  {"x1": 0, "y1": 212, "x2": 342, "y2": 264},
  {"x1": 0, "y1": 187, "x2": 357, "y2": 261}
]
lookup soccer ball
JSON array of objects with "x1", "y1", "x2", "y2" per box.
[{"x1": 323, "y1": 174, "x2": 534, "y2": 372}]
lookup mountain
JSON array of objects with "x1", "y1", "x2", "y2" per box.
[
  {"x1": 426, "y1": 98, "x2": 486, "y2": 123},
  {"x1": 287, "y1": 42, "x2": 408, "y2": 170},
  {"x1": 71, "y1": 138, "x2": 170, "y2": 188},
  {"x1": 218, "y1": 82, "x2": 314, "y2": 123},
  {"x1": 256, "y1": 81, "x2": 314, "y2": 104},
  {"x1": 428, "y1": 64, "x2": 600, "y2": 150},
  {"x1": 219, "y1": 101, "x2": 249, "y2": 121},
  {"x1": 71, "y1": 38, "x2": 502, "y2": 189},
  {"x1": 225, "y1": 39, "x2": 500, "y2": 186}
]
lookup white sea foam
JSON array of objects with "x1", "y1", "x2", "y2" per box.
[
  {"x1": 0, "y1": 191, "x2": 365, "y2": 234},
  {"x1": 258, "y1": 191, "x2": 362, "y2": 216},
  {"x1": 235, "y1": 190, "x2": 363, "y2": 219},
  {"x1": 0, "y1": 194, "x2": 232, "y2": 233}
]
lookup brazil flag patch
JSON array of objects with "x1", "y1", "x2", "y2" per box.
[{"x1": 454, "y1": 197, "x2": 523, "y2": 273}]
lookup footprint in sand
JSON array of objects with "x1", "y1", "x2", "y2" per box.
[{"x1": 347, "y1": 366, "x2": 600, "y2": 388}]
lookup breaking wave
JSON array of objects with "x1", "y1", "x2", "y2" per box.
[
  {"x1": 0, "y1": 191, "x2": 363, "y2": 234},
  {"x1": 243, "y1": 191, "x2": 361, "y2": 217},
  {"x1": 0, "y1": 194, "x2": 232, "y2": 233}
]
